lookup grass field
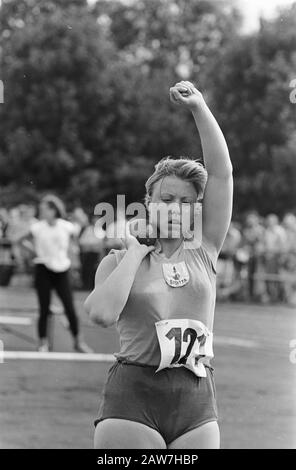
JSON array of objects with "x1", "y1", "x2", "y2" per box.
[{"x1": 0, "y1": 286, "x2": 295, "y2": 449}]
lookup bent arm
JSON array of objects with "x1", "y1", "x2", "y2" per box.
[
  {"x1": 192, "y1": 100, "x2": 233, "y2": 257},
  {"x1": 84, "y1": 248, "x2": 145, "y2": 327},
  {"x1": 12, "y1": 230, "x2": 35, "y2": 255}
]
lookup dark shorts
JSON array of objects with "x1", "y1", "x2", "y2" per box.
[{"x1": 94, "y1": 359, "x2": 218, "y2": 445}]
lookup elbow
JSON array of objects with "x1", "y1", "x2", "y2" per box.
[
  {"x1": 84, "y1": 292, "x2": 119, "y2": 328},
  {"x1": 84, "y1": 298, "x2": 104, "y2": 326},
  {"x1": 88, "y1": 307, "x2": 116, "y2": 328}
]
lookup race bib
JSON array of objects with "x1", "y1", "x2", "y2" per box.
[
  {"x1": 155, "y1": 319, "x2": 213, "y2": 377},
  {"x1": 162, "y1": 261, "x2": 189, "y2": 287}
]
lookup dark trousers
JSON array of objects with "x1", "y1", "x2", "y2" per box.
[
  {"x1": 35, "y1": 264, "x2": 79, "y2": 339},
  {"x1": 247, "y1": 255, "x2": 258, "y2": 300},
  {"x1": 80, "y1": 251, "x2": 100, "y2": 290}
]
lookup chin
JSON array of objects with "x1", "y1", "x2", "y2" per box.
[{"x1": 159, "y1": 224, "x2": 183, "y2": 239}]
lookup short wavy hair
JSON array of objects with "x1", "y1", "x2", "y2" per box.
[
  {"x1": 41, "y1": 194, "x2": 66, "y2": 219},
  {"x1": 144, "y1": 156, "x2": 207, "y2": 207}
]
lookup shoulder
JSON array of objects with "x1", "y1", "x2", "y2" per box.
[
  {"x1": 30, "y1": 220, "x2": 44, "y2": 235},
  {"x1": 185, "y1": 237, "x2": 218, "y2": 276},
  {"x1": 58, "y1": 219, "x2": 76, "y2": 234}
]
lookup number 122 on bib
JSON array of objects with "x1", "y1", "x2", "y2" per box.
[{"x1": 155, "y1": 319, "x2": 214, "y2": 378}]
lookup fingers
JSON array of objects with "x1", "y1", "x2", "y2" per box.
[
  {"x1": 120, "y1": 221, "x2": 133, "y2": 247},
  {"x1": 174, "y1": 83, "x2": 190, "y2": 92},
  {"x1": 120, "y1": 237, "x2": 127, "y2": 249},
  {"x1": 182, "y1": 81, "x2": 201, "y2": 97},
  {"x1": 173, "y1": 81, "x2": 197, "y2": 95},
  {"x1": 183, "y1": 81, "x2": 195, "y2": 91},
  {"x1": 169, "y1": 86, "x2": 187, "y2": 104},
  {"x1": 170, "y1": 80, "x2": 195, "y2": 101},
  {"x1": 169, "y1": 88, "x2": 180, "y2": 104},
  {"x1": 146, "y1": 245, "x2": 156, "y2": 253},
  {"x1": 125, "y1": 221, "x2": 131, "y2": 238},
  {"x1": 176, "y1": 81, "x2": 194, "y2": 90}
]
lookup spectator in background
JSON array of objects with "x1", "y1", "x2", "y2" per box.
[
  {"x1": 78, "y1": 215, "x2": 106, "y2": 290},
  {"x1": 8, "y1": 204, "x2": 38, "y2": 274},
  {"x1": 9, "y1": 204, "x2": 38, "y2": 238},
  {"x1": 68, "y1": 208, "x2": 90, "y2": 289},
  {"x1": 0, "y1": 208, "x2": 14, "y2": 286},
  {"x1": 281, "y1": 213, "x2": 296, "y2": 254},
  {"x1": 221, "y1": 221, "x2": 242, "y2": 257},
  {"x1": 241, "y1": 211, "x2": 265, "y2": 302},
  {"x1": 217, "y1": 221, "x2": 242, "y2": 300},
  {"x1": 105, "y1": 208, "x2": 127, "y2": 251},
  {"x1": 280, "y1": 213, "x2": 296, "y2": 304},
  {"x1": 15, "y1": 195, "x2": 92, "y2": 353},
  {"x1": 263, "y1": 214, "x2": 287, "y2": 302},
  {"x1": 71, "y1": 207, "x2": 89, "y2": 238},
  {"x1": 0, "y1": 208, "x2": 9, "y2": 238},
  {"x1": 14, "y1": 205, "x2": 38, "y2": 273}
]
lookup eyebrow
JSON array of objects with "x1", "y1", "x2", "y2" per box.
[{"x1": 160, "y1": 192, "x2": 197, "y2": 199}]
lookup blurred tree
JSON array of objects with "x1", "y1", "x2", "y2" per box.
[
  {"x1": 92, "y1": 0, "x2": 242, "y2": 83},
  {"x1": 0, "y1": 0, "x2": 241, "y2": 210},
  {"x1": 1, "y1": 0, "x2": 294, "y2": 218},
  {"x1": 208, "y1": 3, "x2": 296, "y2": 216},
  {"x1": 0, "y1": 0, "x2": 115, "y2": 193}
]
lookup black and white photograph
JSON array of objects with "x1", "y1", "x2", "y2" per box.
[{"x1": 0, "y1": 0, "x2": 295, "y2": 452}]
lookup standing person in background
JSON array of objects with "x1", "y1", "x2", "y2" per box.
[
  {"x1": 281, "y1": 213, "x2": 296, "y2": 253},
  {"x1": 263, "y1": 214, "x2": 287, "y2": 302},
  {"x1": 0, "y1": 208, "x2": 15, "y2": 287},
  {"x1": 79, "y1": 215, "x2": 106, "y2": 290},
  {"x1": 281, "y1": 213, "x2": 296, "y2": 304},
  {"x1": 241, "y1": 211, "x2": 265, "y2": 302},
  {"x1": 217, "y1": 222, "x2": 242, "y2": 300},
  {"x1": 0, "y1": 208, "x2": 10, "y2": 238},
  {"x1": 16, "y1": 205, "x2": 38, "y2": 275},
  {"x1": 71, "y1": 208, "x2": 106, "y2": 290},
  {"x1": 8, "y1": 205, "x2": 38, "y2": 273},
  {"x1": 16, "y1": 195, "x2": 93, "y2": 353},
  {"x1": 71, "y1": 207, "x2": 89, "y2": 238}
]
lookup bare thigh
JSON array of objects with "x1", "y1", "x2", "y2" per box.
[
  {"x1": 94, "y1": 419, "x2": 167, "y2": 449},
  {"x1": 168, "y1": 421, "x2": 220, "y2": 449}
]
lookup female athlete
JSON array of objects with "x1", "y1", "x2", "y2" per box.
[{"x1": 85, "y1": 81, "x2": 233, "y2": 449}]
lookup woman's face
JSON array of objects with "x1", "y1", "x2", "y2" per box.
[
  {"x1": 149, "y1": 176, "x2": 199, "y2": 239},
  {"x1": 39, "y1": 202, "x2": 56, "y2": 222}
]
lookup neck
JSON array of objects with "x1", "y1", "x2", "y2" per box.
[
  {"x1": 158, "y1": 237, "x2": 184, "y2": 258},
  {"x1": 47, "y1": 218, "x2": 57, "y2": 226}
]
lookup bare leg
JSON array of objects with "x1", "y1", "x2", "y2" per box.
[
  {"x1": 94, "y1": 419, "x2": 167, "y2": 449},
  {"x1": 168, "y1": 421, "x2": 220, "y2": 449}
]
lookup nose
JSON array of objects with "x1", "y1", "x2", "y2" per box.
[{"x1": 168, "y1": 204, "x2": 181, "y2": 222}]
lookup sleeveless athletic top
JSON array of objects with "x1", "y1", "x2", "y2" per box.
[{"x1": 108, "y1": 238, "x2": 217, "y2": 366}]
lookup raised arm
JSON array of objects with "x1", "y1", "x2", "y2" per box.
[{"x1": 170, "y1": 81, "x2": 233, "y2": 258}]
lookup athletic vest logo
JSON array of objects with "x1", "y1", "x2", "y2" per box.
[{"x1": 162, "y1": 261, "x2": 189, "y2": 287}]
